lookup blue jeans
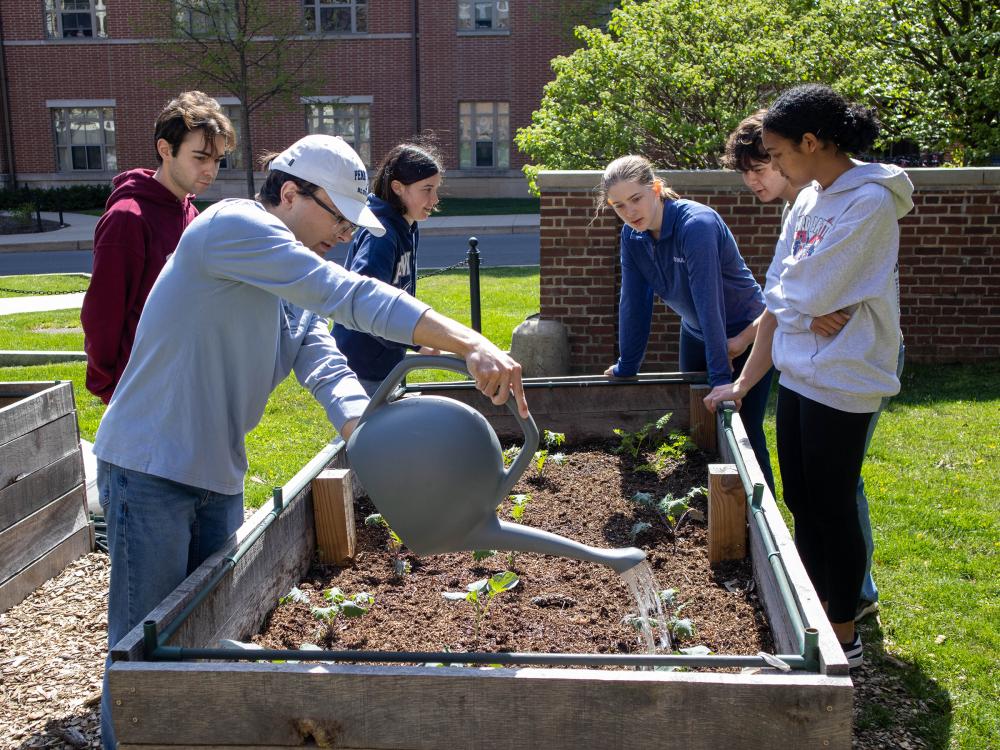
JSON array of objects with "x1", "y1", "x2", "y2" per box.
[
  {"x1": 98, "y1": 460, "x2": 243, "y2": 750},
  {"x1": 680, "y1": 327, "x2": 776, "y2": 493},
  {"x1": 857, "y1": 341, "x2": 906, "y2": 603}
]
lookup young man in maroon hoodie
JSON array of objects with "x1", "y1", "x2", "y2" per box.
[{"x1": 81, "y1": 91, "x2": 236, "y2": 403}]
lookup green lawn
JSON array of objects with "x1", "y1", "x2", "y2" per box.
[
  {"x1": 0, "y1": 308, "x2": 83, "y2": 350},
  {"x1": 0, "y1": 270, "x2": 996, "y2": 748},
  {"x1": 0, "y1": 273, "x2": 90, "y2": 298}
]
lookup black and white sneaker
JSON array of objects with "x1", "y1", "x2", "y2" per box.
[
  {"x1": 855, "y1": 598, "x2": 880, "y2": 622},
  {"x1": 841, "y1": 633, "x2": 864, "y2": 669}
]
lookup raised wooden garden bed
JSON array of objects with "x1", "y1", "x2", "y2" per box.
[
  {"x1": 1, "y1": 381, "x2": 92, "y2": 612},
  {"x1": 107, "y1": 375, "x2": 853, "y2": 749}
]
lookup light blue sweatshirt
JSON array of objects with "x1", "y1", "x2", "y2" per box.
[
  {"x1": 766, "y1": 163, "x2": 913, "y2": 413},
  {"x1": 93, "y1": 199, "x2": 430, "y2": 495}
]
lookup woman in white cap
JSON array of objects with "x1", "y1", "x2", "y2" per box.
[{"x1": 93, "y1": 134, "x2": 527, "y2": 750}]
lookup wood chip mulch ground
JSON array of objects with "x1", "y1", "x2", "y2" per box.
[{"x1": 1, "y1": 454, "x2": 935, "y2": 749}]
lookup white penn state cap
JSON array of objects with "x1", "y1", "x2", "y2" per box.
[{"x1": 270, "y1": 134, "x2": 384, "y2": 237}]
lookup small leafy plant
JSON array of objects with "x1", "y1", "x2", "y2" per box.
[
  {"x1": 613, "y1": 413, "x2": 671, "y2": 458},
  {"x1": 532, "y1": 430, "x2": 567, "y2": 478},
  {"x1": 311, "y1": 587, "x2": 374, "y2": 622},
  {"x1": 365, "y1": 513, "x2": 410, "y2": 577},
  {"x1": 442, "y1": 571, "x2": 520, "y2": 637}
]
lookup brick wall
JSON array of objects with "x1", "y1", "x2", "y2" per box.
[
  {"x1": 0, "y1": 0, "x2": 574, "y2": 196},
  {"x1": 537, "y1": 169, "x2": 1000, "y2": 371}
]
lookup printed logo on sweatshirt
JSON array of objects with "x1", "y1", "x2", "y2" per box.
[
  {"x1": 393, "y1": 252, "x2": 413, "y2": 286},
  {"x1": 672, "y1": 256, "x2": 686, "y2": 264},
  {"x1": 791, "y1": 214, "x2": 834, "y2": 259}
]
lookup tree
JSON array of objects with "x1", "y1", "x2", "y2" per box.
[
  {"x1": 514, "y1": 0, "x2": 892, "y2": 189},
  {"x1": 156, "y1": 0, "x2": 325, "y2": 196},
  {"x1": 861, "y1": 0, "x2": 999, "y2": 164}
]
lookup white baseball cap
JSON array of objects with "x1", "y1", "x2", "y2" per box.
[{"x1": 270, "y1": 134, "x2": 385, "y2": 237}]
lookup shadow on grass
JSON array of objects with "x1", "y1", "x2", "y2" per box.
[
  {"x1": 853, "y1": 614, "x2": 953, "y2": 749},
  {"x1": 891, "y1": 360, "x2": 1000, "y2": 407}
]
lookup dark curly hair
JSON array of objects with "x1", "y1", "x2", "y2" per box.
[
  {"x1": 763, "y1": 84, "x2": 880, "y2": 155},
  {"x1": 722, "y1": 109, "x2": 770, "y2": 172}
]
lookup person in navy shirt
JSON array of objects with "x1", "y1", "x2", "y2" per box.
[
  {"x1": 334, "y1": 142, "x2": 444, "y2": 394},
  {"x1": 599, "y1": 154, "x2": 775, "y2": 491}
]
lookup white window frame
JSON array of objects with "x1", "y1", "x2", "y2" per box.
[
  {"x1": 174, "y1": 0, "x2": 237, "y2": 38},
  {"x1": 44, "y1": 0, "x2": 108, "y2": 39},
  {"x1": 303, "y1": 0, "x2": 368, "y2": 34},
  {"x1": 49, "y1": 103, "x2": 116, "y2": 172},
  {"x1": 304, "y1": 97, "x2": 372, "y2": 165},
  {"x1": 459, "y1": 101, "x2": 510, "y2": 169},
  {"x1": 457, "y1": 1, "x2": 509, "y2": 33}
]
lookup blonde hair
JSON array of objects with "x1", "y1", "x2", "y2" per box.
[{"x1": 594, "y1": 155, "x2": 678, "y2": 219}]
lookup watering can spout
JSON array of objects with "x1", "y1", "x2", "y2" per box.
[{"x1": 466, "y1": 517, "x2": 647, "y2": 576}]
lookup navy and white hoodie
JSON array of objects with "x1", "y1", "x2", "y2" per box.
[
  {"x1": 333, "y1": 195, "x2": 418, "y2": 381},
  {"x1": 766, "y1": 163, "x2": 913, "y2": 413}
]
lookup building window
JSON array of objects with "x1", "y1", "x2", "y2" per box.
[
  {"x1": 304, "y1": 0, "x2": 368, "y2": 33},
  {"x1": 457, "y1": 1, "x2": 508, "y2": 31},
  {"x1": 44, "y1": 0, "x2": 107, "y2": 39},
  {"x1": 219, "y1": 104, "x2": 242, "y2": 170},
  {"x1": 306, "y1": 102, "x2": 371, "y2": 165},
  {"x1": 174, "y1": 0, "x2": 236, "y2": 38},
  {"x1": 51, "y1": 107, "x2": 116, "y2": 171},
  {"x1": 459, "y1": 101, "x2": 509, "y2": 169}
]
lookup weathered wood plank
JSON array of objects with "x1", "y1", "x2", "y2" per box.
[
  {"x1": 0, "y1": 382, "x2": 58, "y2": 398},
  {"x1": 0, "y1": 413, "x2": 81, "y2": 490},
  {"x1": 688, "y1": 384, "x2": 715, "y2": 451},
  {"x1": 0, "y1": 451, "x2": 85, "y2": 532},
  {"x1": 109, "y1": 662, "x2": 852, "y2": 750},
  {"x1": 312, "y1": 469, "x2": 356, "y2": 564},
  {"x1": 0, "y1": 522, "x2": 92, "y2": 612},
  {"x1": 708, "y1": 464, "x2": 746, "y2": 563},
  {"x1": 111, "y1": 446, "x2": 349, "y2": 663},
  {"x1": 0, "y1": 381, "x2": 74, "y2": 447},
  {"x1": 0, "y1": 484, "x2": 89, "y2": 582},
  {"x1": 723, "y1": 412, "x2": 849, "y2": 675},
  {"x1": 407, "y1": 377, "x2": 693, "y2": 441}
]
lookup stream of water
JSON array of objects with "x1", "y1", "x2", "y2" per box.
[{"x1": 621, "y1": 561, "x2": 673, "y2": 654}]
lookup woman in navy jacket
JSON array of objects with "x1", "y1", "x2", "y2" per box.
[
  {"x1": 599, "y1": 154, "x2": 775, "y2": 491},
  {"x1": 334, "y1": 143, "x2": 443, "y2": 393}
]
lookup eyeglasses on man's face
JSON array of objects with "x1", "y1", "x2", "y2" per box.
[{"x1": 301, "y1": 190, "x2": 358, "y2": 235}]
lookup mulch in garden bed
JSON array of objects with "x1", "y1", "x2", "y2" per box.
[{"x1": 255, "y1": 440, "x2": 773, "y2": 659}]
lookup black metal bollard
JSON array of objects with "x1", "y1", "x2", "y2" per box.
[
  {"x1": 467, "y1": 236, "x2": 482, "y2": 333},
  {"x1": 35, "y1": 205, "x2": 42, "y2": 232}
]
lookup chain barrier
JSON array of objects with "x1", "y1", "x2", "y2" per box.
[
  {"x1": 0, "y1": 285, "x2": 88, "y2": 296},
  {"x1": 416, "y1": 257, "x2": 470, "y2": 280}
]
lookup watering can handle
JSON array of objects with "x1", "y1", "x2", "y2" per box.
[{"x1": 359, "y1": 354, "x2": 539, "y2": 496}]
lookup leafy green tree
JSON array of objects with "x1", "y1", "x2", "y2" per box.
[
  {"x1": 515, "y1": 0, "x2": 888, "y2": 189},
  {"x1": 860, "y1": 0, "x2": 999, "y2": 164}
]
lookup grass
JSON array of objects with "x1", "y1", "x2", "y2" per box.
[
  {"x1": 0, "y1": 273, "x2": 90, "y2": 298},
  {"x1": 0, "y1": 308, "x2": 83, "y2": 350},
  {"x1": 1, "y1": 271, "x2": 996, "y2": 748},
  {"x1": 761, "y1": 361, "x2": 1000, "y2": 749}
]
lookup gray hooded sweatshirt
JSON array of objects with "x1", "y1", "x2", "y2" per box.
[{"x1": 765, "y1": 162, "x2": 914, "y2": 413}]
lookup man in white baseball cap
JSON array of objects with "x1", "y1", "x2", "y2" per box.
[
  {"x1": 269, "y1": 133, "x2": 386, "y2": 237},
  {"x1": 93, "y1": 133, "x2": 527, "y2": 750}
]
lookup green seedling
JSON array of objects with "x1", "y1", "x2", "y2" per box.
[
  {"x1": 472, "y1": 549, "x2": 497, "y2": 562},
  {"x1": 365, "y1": 513, "x2": 410, "y2": 577},
  {"x1": 533, "y1": 431, "x2": 567, "y2": 478},
  {"x1": 635, "y1": 431, "x2": 697, "y2": 473},
  {"x1": 311, "y1": 587, "x2": 374, "y2": 622},
  {"x1": 501, "y1": 445, "x2": 520, "y2": 468},
  {"x1": 509, "y1": 493, "x2": 531, "y2": 521},
  {"x1": 279, "y1": 586, "x2": 310, "y2": 606},
  {"x1": 658, "y1": 588, "x2": 697, "y2": 640},
  {"x1": 442, "y1": 571, "x2": 520, "y2": 637},
  {"x1": 613, "y1": 413, "x2": 671, "y2": 458},
  {"x1": 629, "y1": 521, "x2": 653, "y2": 541}
]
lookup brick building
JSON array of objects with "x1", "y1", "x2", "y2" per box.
[{"x1": 0, "y1": 1, "x2": 584, "y2": 198}]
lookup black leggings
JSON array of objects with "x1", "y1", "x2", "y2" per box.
[{"x1": 776, "y1": 386, "x2": 874, "y2": 624}]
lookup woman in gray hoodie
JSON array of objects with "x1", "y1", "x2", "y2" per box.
[{"x1": 705, "y1": 84, "x2": 913, "y2": 668}]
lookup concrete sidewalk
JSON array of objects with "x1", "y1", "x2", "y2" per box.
[{"x1": 0, "y1": 210, "x2": 539, "y2": 254}]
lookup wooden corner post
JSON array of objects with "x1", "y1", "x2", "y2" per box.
[
  {"x1": 311, "y1": 469, "x2": 356, "y2": 564},
  {"x1": 688, "y1": 384, "x2": 715, "y2": 451},
  {"x1": 708, "y1": 464, "x2": 746, "y2": 564}
]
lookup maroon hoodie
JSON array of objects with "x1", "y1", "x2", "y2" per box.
[{"x1": 81, "y1": 168, "x2": 198, "y2": 403}]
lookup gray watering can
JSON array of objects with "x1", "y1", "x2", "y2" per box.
[{"x1": 345, "y1": 356, "x2": 646, "y2": 575}]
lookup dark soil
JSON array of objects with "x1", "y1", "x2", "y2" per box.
[{"x1": 255, "y1": 440, "x2": 774, "y2": 659}]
